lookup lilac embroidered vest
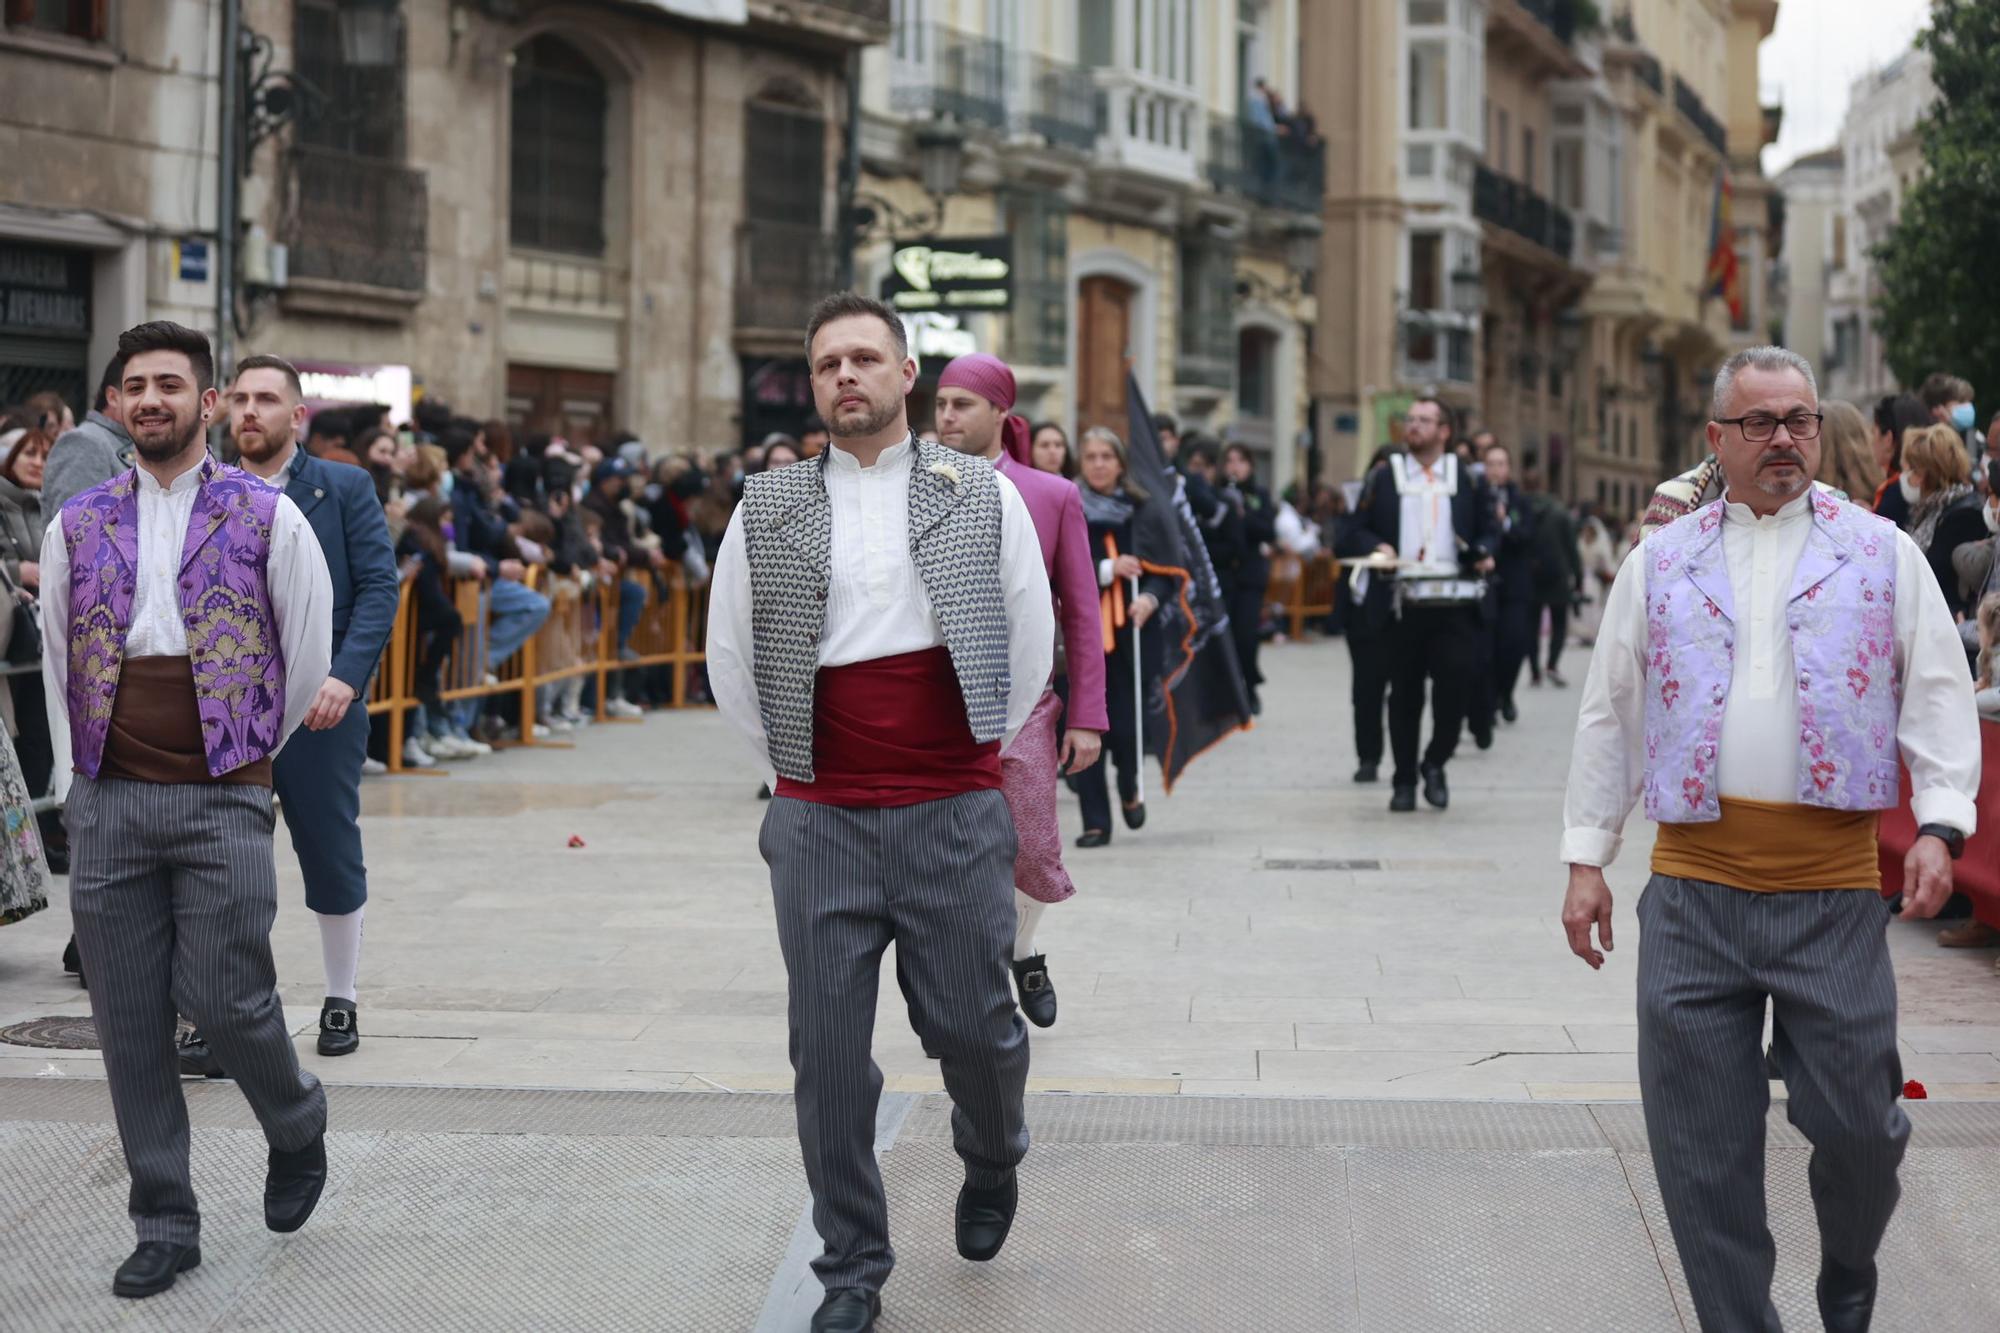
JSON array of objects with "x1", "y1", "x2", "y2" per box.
[
  {"x1": 62, "y1": 460, "x2": 287, "y2": 780},
  {"x1": 1641, "y1": 494, "x2": 1901, "y2": 823}
]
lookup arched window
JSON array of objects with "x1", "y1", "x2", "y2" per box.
[{"x1": 510, "y1": 36, "x2": 609, "y2": 256}]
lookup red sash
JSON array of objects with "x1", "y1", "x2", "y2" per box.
[{"x1": 774, "y1": 646, "x2": 1001, "y2": 808}]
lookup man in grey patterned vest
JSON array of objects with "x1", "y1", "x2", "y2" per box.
[{"x1": 709, "y1": 293, "x2": 1053, "y2": 1333}]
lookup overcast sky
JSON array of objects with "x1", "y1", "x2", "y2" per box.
[{"x1": 1759, "y1": 0, "x2": 1933, "y2": 174}]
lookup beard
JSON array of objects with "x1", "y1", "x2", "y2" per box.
[
  {"x1": 828, "y1": 392, "x2": 903, "y2": 439},
  {"x1": 234, "y1": 419, "x2": 295, "y2": 465},
  {"x1": 1753, "y1": 449, "x2": 1809, "y2": 498},
  {"x1": 129, "y1": 407, "x2": 205, "y2": 463}
]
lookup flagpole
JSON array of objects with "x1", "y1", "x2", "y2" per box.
[{"x1": 1130, "y1": 573, "x2": 1145, "y2": 805}]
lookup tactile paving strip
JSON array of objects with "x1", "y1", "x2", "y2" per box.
[
  {"x1": 1347, "y1": 1147, "x2": 1684, "y2": 1332},
  {"x1": 5, "y1": 1077, "x2": 803, "y2": 1139},
  {"x1": 901, "y1": 1091, "x2": 1611, "y2": 1151},
  {"x1": 1624, "y1": 1147, "x2": 2000, "y2": 1333},
  {"x1": 872, "y1": 1137, "x2": 1357, "y2": 1331}
]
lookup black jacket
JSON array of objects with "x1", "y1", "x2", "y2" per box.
[
  {"x1": 1335, "y1": 454, "x2": 1499, "y2": 629},
  {"x1": 1486, "y1": 482, "x2": 1538, "y2": 604},
  {"x1": 1924, "y1": 494, "x2": 1990, "y2": 619},
  {"x1": 1223, "y1": 479, "x2": 1278, "y2": 593},
  {"x1": 1526, "y1": 492, "x2": 1580, "y2": 601}
]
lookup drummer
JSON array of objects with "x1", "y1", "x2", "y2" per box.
[{"x1": 1334, "y1": 398, "x2": 1498, "y2": 813}]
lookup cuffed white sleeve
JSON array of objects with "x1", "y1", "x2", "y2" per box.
[
  {"x1": 269, "y1": 495, "x2": 334, "y2": 752},
  {"x1": 1559, "y1": 543, "x2": 1651, "y2": 866},
  {"x1": 706, "y1": 507, "x2": 773, "y2": 772},
  {"x1": 996, "y1": 472, "x2": 1054, "y2": 745},
  {"x1": 1891, "y1": 529, "x2": 1982, "y2": 835}
]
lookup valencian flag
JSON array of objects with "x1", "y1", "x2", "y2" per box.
[
  {"x1": 1704, "y1": 168, "x2": 1745, "y2": 325},
  {"x1": 1121, "y1": 373, "x2": 1254, "y2": 792}
]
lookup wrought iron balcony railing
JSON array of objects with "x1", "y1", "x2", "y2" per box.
[
  {"x1": 1206, "y1": 117, "x2": 1326, "y2": 213},
  {"x1": 1474, "y1": 163, "x2": 1577, "y2": 263},
  {"x1": 1673, "y1": 75, "x2": 1729, "y2": 154},
  {"x1": 890, "y1": 24, "x2": 1009, "y2": 131},
  {"x1": 736, "y1": 220, "x2": 837, "y2": 335},
  {"x1": 283, "y1": 145, "x2": 428, "y2": 294}
]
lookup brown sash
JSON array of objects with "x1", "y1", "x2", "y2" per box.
[{"x1": 95, "y1": 656, "x2": 273, "y2": 787}]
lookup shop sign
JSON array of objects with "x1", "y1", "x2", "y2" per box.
[
  {"x1": 293, "y1": 360, "x2": 414, "y2": 426},
  {"x1": 883, "y1": 237, "x2": 1013, "y2": 313},
  {"x1": 0, "y1": 243, "x2": 90, "y2": 339}
]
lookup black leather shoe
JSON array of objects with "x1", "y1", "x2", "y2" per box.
[
  {"x1": 1816, "y1": 1255, "x2": 1878, "y2": 1332},
  {"x1": 62, "y1": 934, "x2": 84, "y2": 989},
  {"x1": 1389, "y1": 785, "x2": 1417, "y2": 813},
  {"x1": 1012, "y1": 955, "x2": 1057, "y2": 1028},
  {"x1": 177, "y1": 1031, "x2": 226, "y2": 1079},
  {"x1": 956, "y1": 1170, "x2": 1018, "y2": 1261},
  {"x1": 1121, "y1": 800, "x2": 1146, "y2": 830},
  {"x1": 1075, "y1": 829, "x2": 1110, "y2": 848},
  {"x1": 1472, "y1": 724, "x2": 1494, "y2": 751},
  {"x1": 1421, "y1": 763, "x2": 1449, "y2": 810},
  {"x1": 1500, "y1": 699, "x2": 1519, "y2": 724},
  {"x1": 112, "y1": 1241, "x2": 200, "y2": 1299},
  {"x1": 810, "y1": 1287, "x2": 880, "y2": 1333},
  {"x1": 318, "y1": 999, "x2": 359, "y2": 1057},
  {"x1": 1353, "y1": 763, "x2": 1379, "y2": 784},
  {"x1": 265, "y1": 1133, "x2": 327, "y2": 1233}
]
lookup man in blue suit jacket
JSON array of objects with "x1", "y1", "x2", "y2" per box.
[{"x1": 182, "y1": 355, "x2": 400, "y2": 1069}]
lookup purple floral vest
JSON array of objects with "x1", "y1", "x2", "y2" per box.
[
  {"x1": 1641, "y1": 493, "x2": 1901, "y2": 823},
  {"x1": 62, "y1": 459, "x2": 287, "y2": 780}
]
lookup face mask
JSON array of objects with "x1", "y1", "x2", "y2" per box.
[
  {"x1": 1901, "y1": 472, "x2": 1922, "y2": 505},
  {"x1": 1986, "y1": 498, "x2": 2000, "y2": 535},
  {"x1": 1952, "y1": 402, "x2": 1977, "y2": 432}
]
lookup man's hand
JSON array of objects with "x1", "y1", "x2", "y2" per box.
[
  {"x1": 1474, "y1": 556, "x2": 1496, "y2": 575},
  {"x1": 1561, "y1": 864, "x2": 1615, "y2": 969},
  {"x1": 1901, "y1": 836, "x2": 1957, "y2": 919},
  {"x1": 303, "y1": 678, "x2": 359, "y2": 731},
  {"x1": 1373, "y1": 544, "x2": 1396, "y2": 560},
  {"x1": 596, "y1": 558, "x2": 619, "y2": 581},
  {"x1": 498, "y1": 558, "x2": 526, "y2": 582},
  {"x1": 1113, "y1": 554, "x2": 1143, "y2": 581},
  {"x1": 1131, "y1": 592, "x2": 1159, "y2": 628},
  {"x1": 1057, "y1": 728, "x2": 1103, "y2": 775},
  {"x1": 649, "y1": 548, "x2": 670, "y2": 570}
]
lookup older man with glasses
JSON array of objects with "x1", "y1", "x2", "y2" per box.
[{"x1": 1559, "y1": 345, "x2": 1981, "y2": 1332}]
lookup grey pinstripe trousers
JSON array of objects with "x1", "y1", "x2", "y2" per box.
[
  {"x1": 1637, "y1": 874, "x2": 1909, "y2": 1333},
  {"x1": 760, "y1": 790, "x2": 1030, "y2": 1294},
  {"x1": 67, "y1": 775, "x2": 328, "y2": 1247}
]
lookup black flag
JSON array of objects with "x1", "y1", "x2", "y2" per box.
[{"x1": 1121, "y1": 374, "x2": 1253, "y2": 792}]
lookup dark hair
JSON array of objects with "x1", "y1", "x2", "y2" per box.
[
  {"x1": 351, "y1": 426, "x2": 394, "y2": 461},
  {"x1": 1223, "y1": 441, "x2": 1257, "y2": 469},
  {"x1": 1029, "y1": 420, "x2": 1076, "y2": 478},
  {"x1": 3, "y1": 427, "x2": 51, "y2": 488},
  {"x1": 1152, "y1": 413, "x2": 1180, "y2": 436},
  {"x1": 402, "y1": 496, "x2": 451, "y2": 569},
  {"x1": 24, "y1": 390, "x2": 69, "y2": 433},
  {"x1": 800, "y1": 414, "x2": 826, "y2": 437},
  {"x1": 413, "y1": 398, "x2": 453, "y2": 437},
  {"x1": 764, "y1": 442, "x2": 803, "y2": 470},
  {"x1": 115, "y1": 321, "x2": 214, "y2": 393},
  {"x1": 441, "y1": 426, "x2": 479, "y2": 468},
  {"x1": 232, "y1": 353, "x2": 303, "y2": 399},
  {"x1": 93, "y1": 354, "x2": 126, "y2": 413},
  {"x1": 1874, "y1": 393, "x2": 1929, "y2": 471},
  {"x1": 483, "y1": 419, "x2": 515, "y2": 465},
  {"x1": 308, "y1": 407, "x2": 353, "y2": 443},
  {"x1": 513, "y1": 510, "x2": 556, "y2": 547},
  {"x1": 1182, "y1": 436, "x2": 1219, "y2": 468},
  {"x1": 522, "y1": 431, "x2": 552, "y2": 459},
  {"x1": 1918, "y1": 372, "x2": 1973, "y2": 409},
  {"x1": 1481, "y1": 439, "x2": 1512, "y2": 461},
  {"x1": 1409, "y1": 395, "x2": 1452, "y2": 430},
  {"x1": 804, "y1": 292, "x2": 908, "y2": 362}
]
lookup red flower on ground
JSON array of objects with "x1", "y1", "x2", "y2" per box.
[
  {"x1": 1903, "y1": 1079, "x2": 1928, "y2": 1100},
  {"x1": 567, "y1": 834, "x2": 587, "y2": 849}
]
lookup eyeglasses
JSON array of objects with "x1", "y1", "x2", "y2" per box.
[{"x1": 1714, "y1": 411, "x2": 1824, "y2": 443}]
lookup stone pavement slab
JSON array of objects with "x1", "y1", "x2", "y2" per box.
[
  {"x1": 6, "y1": 637, "x2": 2000, "y2": 1103},
  {"x1": 5, "y1": 1081, "x2": 2000, "y2": 1332}
]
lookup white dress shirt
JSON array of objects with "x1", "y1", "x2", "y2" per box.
[
  {"x1": 708, "y1": 439, "x2": 1054, "y2": 774},
  {"x1": 38, "y1": 456, "x2": 335, "y2": 800},
  {"x1": 1562, "y1": 491, "x2": 1980, "y2": 867},
  {"x1": 1395, "y1": 452, "x2": 1459, "y2": 570}
]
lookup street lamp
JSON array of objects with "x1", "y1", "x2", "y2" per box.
[
  {"x1": 1449, "y1": 265, "x2": 1484, "y2": 316},
  {"x1": 1555, "y1": 308, "x2": 1586, "y2": 364},
  {"x1": 913, "y1": 118, "x2": 968, "y2": 222},
  {"x1": 337, "y1": 0, "x2": 403, "y2": 68},
  {"x1": 1283, "y1": 216, "x2": 1323, "y2": 278}
]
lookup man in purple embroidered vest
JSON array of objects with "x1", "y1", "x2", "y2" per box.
[
  {"x1": 1559, "y1": 346, "x2": 1980, "y2": 1333},
  {"x1": 38, "y1": 322, "x2": 335, "y2": 1301}
]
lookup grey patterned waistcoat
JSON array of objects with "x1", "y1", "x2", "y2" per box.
[{"x1": 740, "y1": 437, "x2": 1011, "y2": 782}]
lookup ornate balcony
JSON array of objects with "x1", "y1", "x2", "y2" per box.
[
  {"x1": 1474, "y1": 163, "x2": 1577, "y2": 264},
  {"x1": 282, "y1": 145, "x2": 427, "y2": 295},
  {"x1": 735, "y1": 220, "x2": 837, "y2": 339},
  {"x1": 1206, "y1": 118, "x2": 1326, "y2": 214}
]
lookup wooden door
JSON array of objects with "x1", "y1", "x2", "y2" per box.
[
  {"x1": 505, "y1": 364, "x2": 615, "y2": 448},
  {"x1": 1076, "y1": 276, "x2": 1133, "y2": 439}
]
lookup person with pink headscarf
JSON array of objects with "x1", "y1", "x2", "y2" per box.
[{"x1": 934, "y1": 353, "x2": 1108, "y2": 1029}]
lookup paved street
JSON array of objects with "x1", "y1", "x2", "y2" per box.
[{"x1": 5, "y1": 636, "x2": 2000, "y2": 1329}]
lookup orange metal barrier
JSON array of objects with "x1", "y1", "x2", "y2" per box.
[
  {"x1": 371, "y1": 565, "x2": 710, "y2": 774},
  {"x1": 1265, "y1": 553, "x2": 1341, "y2": 640}
]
